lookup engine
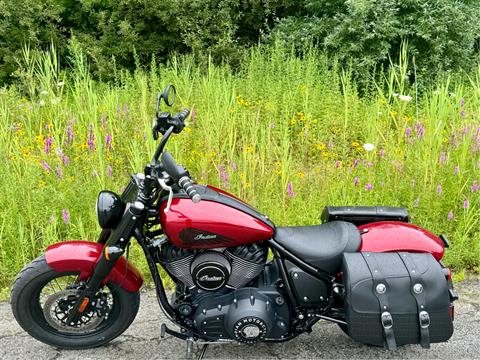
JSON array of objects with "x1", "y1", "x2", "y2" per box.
[
  {"x1": 157, "y1": 243, "x2": 268, "y2": 291},
  {"x1": 156, "y1": 242, "x2": 290, "y2": 343}
]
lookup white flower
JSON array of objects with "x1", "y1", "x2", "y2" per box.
[
  {"x1": 40, "y1": 90, "x2": 48, "y2": 96},
  {"x1": 398, "y1": 95, "x2": 412, "y2": 102},
  {"x1": 363, "y1": 143, "x2": 375, "y2": 152},
  {"x1": 56, "y1": 81, "x2": 65, "y2": 87},
  {"x1": 393, "y1": 93, "x2": 399, "y2": 97},
  {"x1": 39, "y1": 100, "x2": 46, "y2": 107}
]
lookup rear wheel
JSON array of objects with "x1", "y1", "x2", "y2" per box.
[{"x1": 11, "y1": 256, "x2": 140, "y2": 349}]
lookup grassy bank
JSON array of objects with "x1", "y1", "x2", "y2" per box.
[{"x1": 0, "y1": 44, "x2": 479, "y2": 291}]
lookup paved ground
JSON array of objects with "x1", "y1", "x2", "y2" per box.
[{"x1": 1, "y1": 279, "x2": 478, "y2": 360}]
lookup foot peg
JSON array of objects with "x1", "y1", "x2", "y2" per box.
[{"x1": 160, "y1": 323, "x2": 188, "y2": 340}]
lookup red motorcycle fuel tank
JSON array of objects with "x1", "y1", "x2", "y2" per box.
[{"x1": 160, "y1": 185, "x2": 274, "y2": 249}]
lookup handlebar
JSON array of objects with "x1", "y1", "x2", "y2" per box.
[
  {"x1": 160, "y1": 151, "x2": 201, "y2": 203},
  {"x1": 178, "y1": 176, "x2": 201, "y2": 203}
]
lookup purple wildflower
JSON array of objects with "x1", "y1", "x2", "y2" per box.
[
  {"x1": 106, "y1": 165, "x2": 113, "y2": 178},
  {"x1": 447, "y1": 211, "x2": 454, "y2": 221},
  {"x1": 378, "y1": 149, "x2": 385, "y2": 158},
  {"x1": 353, "y1": 159, "x2": 360, "y2": 169},
  {"x1": 460, "y1": 109, "x2": 466, "y2": 118},
  {"x1": 328, "y1": 141, "x2": 334, "y2": 148},
  {"x1": 88, "y1": 125, "x2": 95, "y2": 151},
  {"x1": 439, "y1": 152, "x2": 447, "y2": 165},
  {"x1": 366, "y1": 162, "x2": 374, "y2": 168},
  {"x1": 405, "y1": 127, "x2": 411, "y2": 137},
  {"x1": 62, "y1": 209, "x2": 70, "y2": 224},
  {"x1": 41, "y1": 160, "x2": 51, "y2": 172},
  {"x1": 66, "y1": 121, "x2": 74, "y2": 145},
  {"x1": 55, "y1": 166, "x2": 63, "y2": 178},
  {"x1": 231, "y1": 162, "x2": 237, "y2": 171},
  {"x1": 454, "y1": 165, "x2": 460, "y2": 175},
  {"x1": 105, "y1": 133, "x2": 113, "y2": 151},
  {"x1": 101, "y1": 113, "x2": 107, "y2": 129},
  {"x1": 217, "y1": 165, "x2": 229, "y2": 188},
  {"x1": 44, "y1": 136, "x2": 53, "y2": 154},
  {"x1": 463, "y1": 198, "x2": 470, "y2": 209},
  {"x1": 365, "y1": 183, "x2": 373, "y2": 191},
  {"x1": 414, "y1": 122, "x2": 425, "y2": 139},
  {"x1": 335, "y1": 160, "x2": 341, "y2": 169},
  {"x1": 471, "y1": 181, "x2": 479, "y2": 193},
  {"x1": 436, "y1": 184, "x2": 442, "y2": 196},
  {"x1": 287, "y1": 181, "x2": 295, "y2": 198},
  {"x1": 269, "y1": 121, "x2": 275, "y2": 129},
  {"x1": 460, "y1": 98, "x2": 465, "y2": 107},
  {"x1": 354, "y1": 177, "x2": 360, "y2": 186},
  {"x1": 56, "y1": 148, "x2": 70, "y2": 166}
]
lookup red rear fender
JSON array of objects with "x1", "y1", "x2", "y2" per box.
[
  {"x1": 359, "y1": 221, "x2": 445, "y2": 261},
  {"x1": 45, "y1": 241, "x2": 143, "y2": 292}
]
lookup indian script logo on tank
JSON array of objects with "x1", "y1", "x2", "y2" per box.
[{"x1": 179, "y1": 228, "x2": 232, "y2": 245}]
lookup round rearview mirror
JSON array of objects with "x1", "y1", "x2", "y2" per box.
[{"x1": 161, "y1": 84, "x2": 176, "y2": 107}]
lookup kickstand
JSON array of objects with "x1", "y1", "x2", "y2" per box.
[{"x1": 197, "y1": 344, "x2": 209, "y2": 360}]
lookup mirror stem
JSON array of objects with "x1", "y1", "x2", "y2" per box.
[{"x1": 152, "y1": 126, "x2": 174, "y2": 164}]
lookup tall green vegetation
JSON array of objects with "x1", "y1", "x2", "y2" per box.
[
  {"x1": 0, "y1": 44, "x2": 479, "y2": 293},
  {"x1": 1, "y1": 0, "x2": 479, "y2": 83}
]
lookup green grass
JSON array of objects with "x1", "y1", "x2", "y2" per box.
[{"x1": 0, "y1": 43, "x2": 479, "y2": 288}]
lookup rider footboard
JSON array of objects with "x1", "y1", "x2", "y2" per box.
[{"x1": 342, "y1": 252, "x2": 454, "y2": 350}]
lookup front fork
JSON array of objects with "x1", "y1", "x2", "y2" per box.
[{"x1": 66, "y1": 201, "x2": 146, "y2": 323}]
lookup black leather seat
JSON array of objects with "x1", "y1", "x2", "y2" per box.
[{"x1": 274, "y1": 221, "x2": 362, "y2": 274}]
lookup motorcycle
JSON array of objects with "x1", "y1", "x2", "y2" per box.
[{"x1": 11, "y1": 85, "x2": 458, "y2": 358}]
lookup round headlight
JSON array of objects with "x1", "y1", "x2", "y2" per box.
[{"x1": 96, "y1": 191, "x2": 125, "y2": 229}]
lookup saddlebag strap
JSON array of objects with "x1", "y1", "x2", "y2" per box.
[
  {"x1": 362, "y1": 252, "x2": 397, "y2": 350},
  {"x1": 398, "y1": 252, "x2": 430, "y2": 349}
]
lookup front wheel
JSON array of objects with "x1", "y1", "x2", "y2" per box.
[{"x1": 11, "y1": 255, "x2": 140, "y2": 349}]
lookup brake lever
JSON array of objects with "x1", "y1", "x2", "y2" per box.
[{"x1": 158, "y1": 178, "x2": 173, "y2": 214}]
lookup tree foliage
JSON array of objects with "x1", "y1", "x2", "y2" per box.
[{"x1": 0, "y1": 0, "x2": 479, "y2": 83}]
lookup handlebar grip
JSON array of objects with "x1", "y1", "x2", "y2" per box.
[
  {"x1": 177, "y1": 108, "x2": 190, "y2": 122},
  {"x1": 161, "y1": 151, "x2": 183, "y2": 179},
  {"x1": 178, "y1": 176, "x2": 201, "y2": 203}
]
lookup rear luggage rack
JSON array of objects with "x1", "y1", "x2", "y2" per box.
[{"x1": 321, "y1": 206, "x2": 409, "y2": 226}]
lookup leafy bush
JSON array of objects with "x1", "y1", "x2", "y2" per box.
[{"x1": 271, "y1": 0, "x2": 480, "y2": 80}]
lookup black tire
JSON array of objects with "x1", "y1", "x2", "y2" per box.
[{"x1": 11, "y1": 255, "x2": 140, "y2": 349}]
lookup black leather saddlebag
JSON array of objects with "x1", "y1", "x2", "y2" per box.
[
  {"x1": 322, "y1": 206, "x2": 409, "y2": 226},
  {"x1": 342, "y1": 252, "x2": 453, "y2": 349}
]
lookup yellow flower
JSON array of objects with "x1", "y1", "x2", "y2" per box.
[
  {"x1": 312, "y1": 119, "x2": 318, "y2": 124},
  {"x1": 245, "y1": 181, "x2": 251, "y2": 188},
  {"x1": 290, "y1": 118, "x2": 297, "y2": 125},
  {"x1": 390, "y1": 111, "x2": 398, "y2": 117},
  {"x1": 331, "y1": 126, "x2": 341, "y2": 134},
  {"x1": 322, "y1": 151, "x2": 329, "y2": 159},
  {"x1": 274, "y1": 169, "x2": 281, "y2": 175},
  {"x1": 39, "y1": 180, "x2": 46, "y2": 188},
  {"x1": 379, "y1": 98, "x2": 388, "y2": 105},
  {"x1": 239, "y1": 172, "x2": 245, "y2": 179},
  {"x1": 299, "y1": 115, "x2": 306, "y2": 122},
  {"x1": 296, "y1": 172, "x2": 305, "y2": 178},
  {"x1": 236, "y1": 96, "x2": 246, "y2": 106},
  {"x1": 274, "y1": 161, "x2": 281, "y2": 167},
  {"x1": 35, "y1": 135, "x2": 43, "y2": 143},
  {"x1": 245, "y1": 146, "x2": 254, "y2": 153},
  {"x1": 316, "y1": 143, "x2": 326, "y2": 151},
  {"x1": 351, "y1": 141, "x2": 360, "y2": 148}
]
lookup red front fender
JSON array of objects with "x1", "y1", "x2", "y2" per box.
[
  {"x1": 359, "y1": 221, "x2": 445, "y2": 260},
  {"x1": 45, "y1": 241, "x2": 143, "y2": 292}
]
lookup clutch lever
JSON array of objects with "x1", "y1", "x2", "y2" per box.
[{"x1": 158, "y1": 178, "x2": 173, "y2": 214}]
